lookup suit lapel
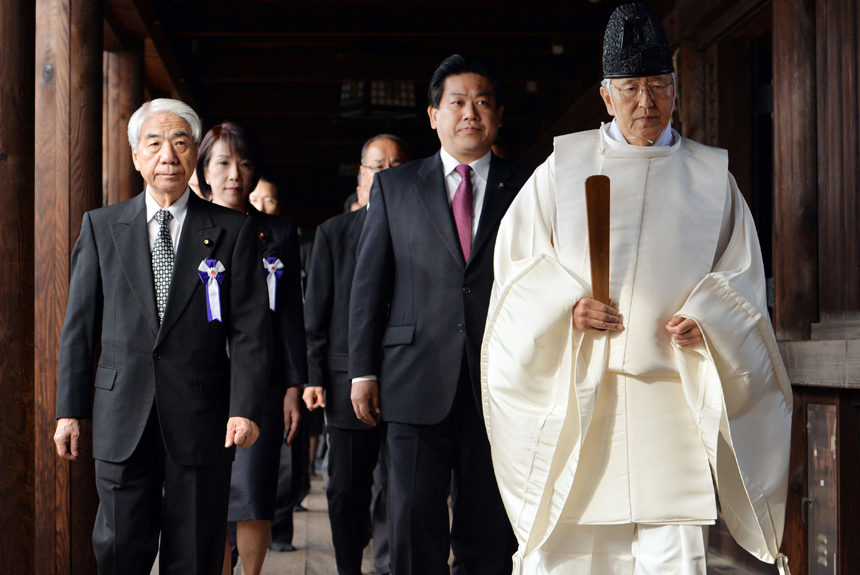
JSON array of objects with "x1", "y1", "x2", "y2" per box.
[
  {"x1": 413, "y1": 153, "x2": 465, "y2": 269},
  {"x1": 110, "y1": 193, "x2": 160, "y2": 336},
  {"x1": 347, "y1": 207, "x2": 367, "y2": 264},
  {"x1": 469, "y1": 154, "x2": 516, "y2": 267},
  {"x1": 155, "y1": 193, "x2": 222, "y2": 347}
]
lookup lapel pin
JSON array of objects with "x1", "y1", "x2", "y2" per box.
[
  {"x1": 259, "y1": 232, "x2": 266, "y2": 240},
  {"x1": 498, "y1": 182, "x2": 506, "y2": 189},
  {"x1": 203, "y1": 238, "x2": 211, "y2": 246}
]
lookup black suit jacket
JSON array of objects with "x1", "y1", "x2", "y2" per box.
[
  {"x1": 304, "y1": 207, "x2": 368, "y2": 430},
  {"x1": 56, "y1": 191, "x2": 272, "y2": 466},
  {"x1": 348, "y1": 152, "x2": 531, "y2": 425},
  {"x1": 250, "y1": 206, "x2": 308, "y2": 390}
]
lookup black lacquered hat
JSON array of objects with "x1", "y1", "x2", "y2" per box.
[{"x1": 603, "y1": 2, "x2": 674, "y2": 79}]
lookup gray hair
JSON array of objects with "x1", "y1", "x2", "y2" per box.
[{"x1": 127, "y1": 99, "x2": 202, "y2": 150}]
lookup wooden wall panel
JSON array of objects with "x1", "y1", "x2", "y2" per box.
[
  {"x1": 817, "y1": 0, "x2": 860, "y2": 318},
  {"x1": 0, "y1": 0, "x2": 36, "y2": 572},
  {"x1": 773, "y1": 0, "x2": 818, "y2": 340}
]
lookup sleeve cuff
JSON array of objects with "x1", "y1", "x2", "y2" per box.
[{"x1": 351, "y1": 375, "x2": 377, "y2": 384}]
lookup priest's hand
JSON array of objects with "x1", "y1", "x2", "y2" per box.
[
  {"x1": 54, "y1": 417, "x2": 81, "y2": 461},
  {"x1": 284, "y1": 386, "x2": 302, "y2": 446},
  {"x1": 225, "y1": 417, "x2": 259, "y2": 449},
  {"x1": 351, "y1": 379, "x2": 380, "y2": 427},
  {"x1": 665, "y1": 316, "x2": 703, "y2": 347},
  {"x1": 303, "y1": 386, "x2": 325, "y2": 411},
  {"x1": 572, "y1": 298, "x2": 624, "y2": 332}
]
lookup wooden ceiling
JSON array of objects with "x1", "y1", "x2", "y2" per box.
[{"x1": 116, "y1": 0, "x2": 671, "y2": 226}]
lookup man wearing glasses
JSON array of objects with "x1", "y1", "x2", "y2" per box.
[
  {"x1": 303, "y1": 134, "x2": 407, "y2": 575},
  {"x1": 482, "y1": 3, "x2": 792, "y2": 574}
]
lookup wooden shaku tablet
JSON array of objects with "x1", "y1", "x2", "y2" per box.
[{"x1": 585, "y1": 175, "x2": 610, "y2": 305}]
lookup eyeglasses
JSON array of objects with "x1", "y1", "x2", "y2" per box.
[
  {"x1": 608, "y1": 78, "x2": 676, "y2": 103},
  {"x1": 361, "y1": 160, "x2": 405, "y2": 173}
]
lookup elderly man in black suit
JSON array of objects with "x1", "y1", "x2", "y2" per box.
[
  {"x1": 52, "y1": 99, "x2": 271, "y2": 575},
  {"x1": 348, "y1": 55, "x2": 532, "y2": 575},
  {"x1": 303, "y1": 134, "x2": 408, "y2": 575}
]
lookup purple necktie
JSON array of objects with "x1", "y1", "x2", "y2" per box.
[{"x1": 453, "y1": 164, "x2": 473, "y2": 261}]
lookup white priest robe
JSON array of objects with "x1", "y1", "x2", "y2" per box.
[{"x1": 481, "y1": 125, "x2": 792, "y2": 574}]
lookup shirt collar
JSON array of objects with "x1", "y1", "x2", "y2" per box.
[
  {"x1": 439, "y1": 147, "x2": 492, "y2": 182},
  {"x1": 606, "y1": 119, "x2": 675, "y2": 147},
  {"x1": 145, "y1": 186, "x2": 191, "y2": 223}
]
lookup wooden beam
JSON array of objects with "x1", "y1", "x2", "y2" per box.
[
  {"x1": 778, "y1": 340, "x2": 860, "y2": 389},
  {"x1": 35, "y1": 0, "x2": 104, "y2": 571},
  {"x1": 157, "y1": 0, "x2": 617, "y2": 37},
  {"x1": 181, "y1": 47, "x2": 598, "y2": 83},
  {"x1": 0, "y1": 0, "x2": 36, "y2": 571}
]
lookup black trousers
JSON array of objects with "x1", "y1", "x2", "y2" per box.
[
  {"x1": 270, "y1": 407, "x2": 310, "y2": 545},
  {"x1": 326, "y1": 423, "x2": 388, "y2": 575},
  {"x1": 92, "y1": 403, "x2": 232, "y2": 575},
  {"x1": 387, "y1": 360, "x2": 516, "y2": 575}
]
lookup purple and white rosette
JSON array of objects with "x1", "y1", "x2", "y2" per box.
[
  {"x1": 264, "y1": 257, "x2": 284, "y2": 311},
  {"x1": 198, "y1": 259, "x2": 226, "y2": 322}
]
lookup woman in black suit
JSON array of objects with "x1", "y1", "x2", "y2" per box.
[{"x1": 197, "y1": 122, "x2": 307, "y2": 575}]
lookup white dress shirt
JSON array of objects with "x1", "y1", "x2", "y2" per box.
[
  {"x1": 145, "y1": 187, "x2": 190, "y2": 252},
  {"x1": 352, "y1": 148, "x2": 493, "y2": 385},
  {"x1": 439, "y1": 147, "x2": 492, "y2": 240}
]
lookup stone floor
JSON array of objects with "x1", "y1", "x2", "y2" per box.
[{"x1": 151, "y1": 474, "x2": 758, "y2": 575}]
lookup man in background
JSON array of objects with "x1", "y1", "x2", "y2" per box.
[{"x1": 304, "y1": 134, "x2": 408, "y2": 575}]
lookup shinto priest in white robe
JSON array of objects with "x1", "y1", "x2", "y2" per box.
[{"x1": 481, "y1": 122, "x2": 792, "y2": 574}]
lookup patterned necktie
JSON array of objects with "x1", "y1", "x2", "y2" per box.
[
  {"x1": 152, "y1": 209, "x2": 175, "y2": 322},
  {"x1": 452, "y1": 164, "x2": 474, "y2": 261}
]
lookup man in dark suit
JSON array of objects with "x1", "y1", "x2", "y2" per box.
[
  {"x1": 348, "y1": 56, "x2": 532, "y2": 575},
  {"x1": 303, "y1": 134, "x2": 408, "y2": 575},
  {"x1": 52, "y1": 99, "x2": 271, "y2": 575}
]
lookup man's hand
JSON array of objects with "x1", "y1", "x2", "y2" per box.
[
  {"x1": 284, "y1": 387, "x2": 302, "y2": 446},
  {"x1": 351, "y1": 380, "x2": 380, "y2": 427},
  {"x1": 665, "y1": 316, "x2": 703, "y2": 348},
  {"x1": 303, "y1": 386, "x2": 325, "y2": 411},
  {"x1": 54, "y1": 418, "x2": 81, "y2": 461},
  {"x1": 572, "y1": 298, "x2": 624, "y2": 332},
  {"x1": 225, "y1": 417, "x2": 260, "y2": 449}
]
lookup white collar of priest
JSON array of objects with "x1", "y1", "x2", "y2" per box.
[
  {"x1": 606, "y1": 119, "x2": 677, "y2": 148},
  {"x1": 145, "y1": 186, "x2": 190, "y2": 225},
  {"x1": 439, "y1": 147, "x2": 492, "y2": 182}
]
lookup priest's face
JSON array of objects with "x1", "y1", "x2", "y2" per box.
[
  {"x1": 428, "y1": 73, "x2": 504, "y2": 164},
  {"x1": 599, "y1": 74, "x2": 675, "y2": 146}
]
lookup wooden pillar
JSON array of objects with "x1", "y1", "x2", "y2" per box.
[
  {"x1": 816, "y1": 0, "x2": 860, "y2": 322},
  {"x1": 103, "y1": 40, "x2": 143, "y2": 206},
  {"x1": 35, "y1": 0, "x2": 103, "y2": 573},
  {"x1": 772, "y1": 0, "x2": 818, "y2": 341},
  {"x1": 0, "y1": 1, "x2": 36, "y2": 572},
  {"x1": 119, "y1": 38, "x2": 144, "y2": 201}
]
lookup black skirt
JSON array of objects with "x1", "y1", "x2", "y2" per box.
[{"x1": 227, "y1": 385, "x2": 285, "y2": 522}]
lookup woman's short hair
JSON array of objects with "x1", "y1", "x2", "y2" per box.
[
  {"x1": 127, "y1": 99, "x2": 202, "y2": 150},
  {"x1": 196, "y1": 122, "x2": 262, "y2": 198}
]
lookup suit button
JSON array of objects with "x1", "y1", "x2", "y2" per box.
[
  {"x1": 153, "y1": 352, "x2": 162, "y2": 360},
  {"x1": 462, "y1": 287, "x2": 471, "y2": 295},
  {"x1": 457, "y1": 324, "x2": 465, "y2": 333}
]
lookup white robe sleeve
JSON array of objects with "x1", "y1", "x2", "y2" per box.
[
  {"x1": 482, "y1": 157, "x2": 609, "y2": 563},
  {"x1": 674, "y1": 174, "x2": 793, "y2": 569}
]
